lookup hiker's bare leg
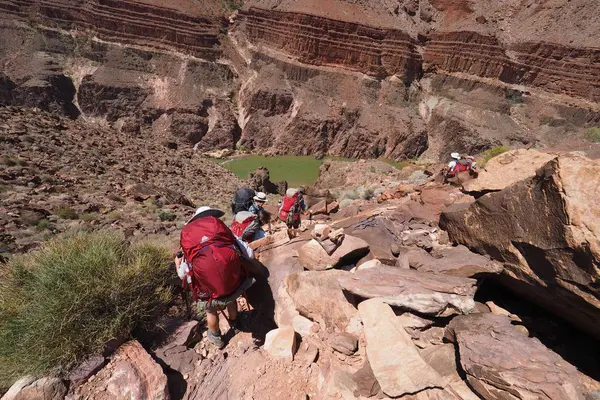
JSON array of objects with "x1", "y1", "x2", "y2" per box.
[
  {"x1": 227, "y1": 301, "x2": 238, "y2": 321},
  {"x1": 206, "y1": 310, "x2": 220, "y2": 334}
]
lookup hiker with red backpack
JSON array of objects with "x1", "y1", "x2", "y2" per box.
[
  {"x1": 231, "y1": 209, "x2": 271, "y2": 242},
  {"x1": 175, "y1": 206, "x2": 256, "y2": 349},
  {"x1": 279, "y1": 187, "x2": 309, "y2": 237},
  {"x1": 443, "y1": 152, "x2": 478, "y2": 183}
]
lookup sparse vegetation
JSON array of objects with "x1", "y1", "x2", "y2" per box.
[
  {"x1": 1, "y1": 156, "x2": 25, "y2": 167},
  {"x1": 585, "y1": 128, "x2": 600, "y2": 143},
  {"x1": 157, "y1": 210, "x2": 176, "y2": 222},
  {"x1": 79, "y1": 213, "x2": 98, "y2": 222},
  {"x1": 482, "y1": 146, "x2": 510, "y2": 164},
  {"x1": 223, "y1": 0, "x2": 243, "y2": 11},
  {"x1": 107, "y1": 211, "x2": 121, "y2": 221},
  {"x1": 36, "y1": 220, "x2": 54, "y2": 231},
  {"x1": 107, "y1": 194, "x2": 126, "y2": 203},
  {"x1": 0, "y1": 231, "x2": 173, "y2": 385},
  {"x1": 54, "y1": 206, "x2": 78, "y2": 220}
]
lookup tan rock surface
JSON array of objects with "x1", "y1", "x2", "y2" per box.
[
  {"x1": 358, "y1": 298, "x2": 443, "y2": 397},
  {"x1": 297, "y1": 236, "x2": 369, "y2": 271}
]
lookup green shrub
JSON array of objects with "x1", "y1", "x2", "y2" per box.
[
  {"x1": 157, "y1": 210, "x2": 176, "y2": 222},
  {"x1": 36, "y1": 220, "x2": 54, "y2": 231},
  {"x1": 79, "y1": 213, "x2": 98, "y2": 222},
  {"x1": 54, "y1": 206, "x2": 78, "y2": 220},
  {"x1": 585, "y1": 128, "x2": 600, "y2": 143},
  {"x1": 482, "y1": 146, "x2": 509, "y2": 164},
  {"x1": 0, "y1": 231, "x2": 173, "y2": 386},
  {"x1": 107, "y1": 211, "x2": 121, "y2": 221}
]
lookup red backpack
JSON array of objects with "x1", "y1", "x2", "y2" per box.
[
  {"x1": 180, "y1": 216, "x2": 244, "y2": 301},
  {"x1": 231, "y1": 215, "x2": 258, "y2": 241},
  {"x1": 279, "y1": 193, "x2": 300, "y2": 223}
]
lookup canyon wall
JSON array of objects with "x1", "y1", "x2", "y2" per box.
[{"x1": 1, "y1": 0, "x2": 599, "y2": 159}]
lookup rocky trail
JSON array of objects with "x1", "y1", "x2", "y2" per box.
[{"x1": 4, "y1": 148, "x2": 600, "y2": 400}]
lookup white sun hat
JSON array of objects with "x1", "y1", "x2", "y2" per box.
[
  {"x1": 451, "y1": 152, "x2": 461, "y2": 160},
  {"x1": 253, "y1": 192, "x2": 268, "y2": 202},
  {"x1": 193, "y1": 206, "x2": 225, "y2": 219}
]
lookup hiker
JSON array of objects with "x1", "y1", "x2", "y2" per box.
[
  {"x1": 175, "y1": 206, "x2": 255, "y2": 349},
  {"x1": 231, "y1": 209, "x2": 272, "y2": 242},
  {"x1": 444, "y1": 152, "x2": 477, "y2": 183},
  {"x1": 248, "y1": 192, "x2": 267, "y2": 214},
  {"x1": 231, "y1": 187, "x2": 256, "y2": 215},
  {"x1": 279, "y1": 187, "x2": 309, "y2": 236}
]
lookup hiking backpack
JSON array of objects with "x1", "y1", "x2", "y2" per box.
[
  {"x1": 231, "y1": 187, "x2": 256, "y2": 215},
  {"x1": 454, "y1": 159, "x2": 471, "y2": 173},
  {"x1": 231, "y1": 214, "x2": 259, "y2": 242},
  {"x1": 279, "y1": 192, "x2": 301, "y2": 225},
  {"x1": 180, "y1": 216, "x2": 244, "y2": 301}
]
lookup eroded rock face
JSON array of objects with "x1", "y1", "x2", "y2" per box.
[
  {"x1": 445, "y1": 314, "x2": 586, "y2": 400},
  {"x1": 339, "y1": 265, "x2": 476, "y2": 316},
  {"x1": 67, "y1": 340, "x2": 169, "y2": 400},
  {"x1": 286, "y1": 270, "x2": 358, "y2": 332},
  {"x1": 440, "y1": 155, "x2": 600, "y2": 338},
  {"x1": 410, "y1": 245, "x2": 503, "y2": 278},
  {"x1": 358, "y1": 298, "x2": 443, "y2": 397}
]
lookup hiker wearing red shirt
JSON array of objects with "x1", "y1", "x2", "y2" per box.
[{"x1": 279, "y1": 187, "x2": 309, "y2": 237}]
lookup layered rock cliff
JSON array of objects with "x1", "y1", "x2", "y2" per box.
[{"x1": 1, "y1": 0, "x2": 599, "y2": 159}]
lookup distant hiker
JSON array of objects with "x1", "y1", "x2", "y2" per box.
[
  {"x1": 231, "y1": 187, "x2": 256, "y2": 215},
  {"x1": 279, "y1": 187, "x2": 309, "y2": 237},
  {"x1": 444, "y1": 152, "x2": 477, "y2": 183},
  {"x1": 176, "y1": 206, "x2": 255, "y2": 349},
  {"x1": 248, "y1": 192, "x2": 268, "y2": 214}
]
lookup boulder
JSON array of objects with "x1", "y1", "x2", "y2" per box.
[
  {"x1": 462, "y1": 149, "x2": 555, "y2": 193},
  {"x1": 344, "y1": 216, "x2": 403, "y2": 265},
  {"x1": 440, "y1": 155, "x2": 600, "y2": 338},
  {"x1": 297, "y1": 235, "x2": 369, "y2": 271},
  {"x1": 263, "y1": 327, "x2": 297, "y2": 361},
  {"x1": 419, "y1": 344, "x2": 461, "y2": 386},
  {"x1": 329, "y1": 333, "x2": 358, "y2": 355},
  {"x1": 67, "y1": 356, "x2": 106, "y2": 387},
  {"x1": 339, "y1": 265, "x2": 476, "y2": 316},
  {"x1": 2, "y1": 376, "x2": 67, "y2": 400},
  {"x1": 286, "y1": 270, "x2": 358, "y2": 332},
  {"x1": 397, "y1": 312, "x2": 435, "y2": 330},
  {"x1": 358, "y1": 298, "x2": 443, "y2": 397},
  {"x1": 445, "y1": 314, "x2": 586, "y2": 400},
  {"x1": 67, "y1": 340, "x2": 169, "y2": 400},
  {"x1": 410, "y1": 245, "x2": 503, "y2": 278}
]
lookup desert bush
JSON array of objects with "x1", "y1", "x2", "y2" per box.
[
  {"x1": 585, "y1": 128, "x2": 600, "y2": 143},
  {"x1": 35, "y1": 220, "x2": 54, "y2": 231},
  {"x1": 107, "y1": 193, "x2": 126, "y2": 203},
  {"x1": 54, "y1": 206, "x2": 78, "y2": 220},
  {"x1": 107, "y1": 211, "x2": 121, "y2": 221},
  {"x1": 482, "y1": 146, "x2": 509, "y2": 164},
  {"x1": 79, "y1": 213, "x2": 98, "y2": 222},
  {"x1": 0, "y1": 231, "x2": 173, "y2": 386},
  {"x1": 157, "y1": 210, "x2": 176, "y2": 222}
]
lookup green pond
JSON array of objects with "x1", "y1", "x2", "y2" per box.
[{"x1": 212, "y1": 155, "x2": 353, "y2": 187}]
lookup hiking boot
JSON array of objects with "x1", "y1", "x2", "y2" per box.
[
  {"x1": 207, "y1": 330, "x2": 225, "y2": 349},
  {"x1": 229, "y1": 317, "x2": 242, "y2": 333}
]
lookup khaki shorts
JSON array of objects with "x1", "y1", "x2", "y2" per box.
[{"x1": 197, "y1": 277, "x2": 255, "y2": 314}]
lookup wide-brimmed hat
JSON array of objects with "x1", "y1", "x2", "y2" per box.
[
  {"x1": 253, "y1": 192, "x2": 267, "y2": 203},
  {"x1": 194, "y1": 206, "x2": 225, "y2": 219},
  {"x1": 451, "y1": 152, "x2": 461, "y2": 160}
]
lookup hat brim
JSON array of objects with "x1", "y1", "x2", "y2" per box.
[
  {"x1": 195, "y1": 209, "x2": 225, "y2": 219},
  {"x1": 253, "y1": 197, "x2": 267, "y2": 202}
]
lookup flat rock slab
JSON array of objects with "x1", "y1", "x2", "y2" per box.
[
  {"x1": 411, "y1": 245, "x2": 503, "y2": 278},
  {"x1": 3, "y1": 376, "x2": 67, "y2": 400},
  {"x1": 358, "y1": 298, "x2": 443, "y2": 397},
  {"x1": 446, "y1": 314, "x2": 586, "y2": 400},
  {"x1": 298, "y1": 235, "x2": 369, "y2": 271},
  {"x1": 462, "y1": 149, "x2": 555, "y2": 193},
  {"x1": 286, "y1": 270, "x2": 358, "y2": 332},
  {"x1": 340, "y1": 266, "x2": 476, "y2": 316}
]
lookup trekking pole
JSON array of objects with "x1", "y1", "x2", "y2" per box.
[{"x1": 182, "y1": 290, "x2": 192, "y2": 320}]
